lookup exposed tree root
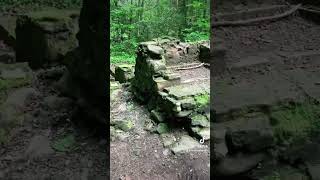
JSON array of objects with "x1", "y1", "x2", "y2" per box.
[
  {"x1": 299, "y1": 7, "x2": 320, "y2": 15},
  {"x1": 176, "y1": 63, "x2": 205, "y2": 70},
  {"x1": 212, "y1": 4, "x2": 302, "y2": 27},
  {"x1": 181, "y1": 77, "x2": 209, "y2": 84},
  {"x1": 167, "y1": 62, "x2": 202, "y2": 69}
]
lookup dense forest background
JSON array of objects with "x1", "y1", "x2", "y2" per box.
[
  {"x1": 0, "y1": 0, "x2": 210, "y2": 64},
  {"x1": 111, "y1": 0, "x2": 210, "y2": 63}
]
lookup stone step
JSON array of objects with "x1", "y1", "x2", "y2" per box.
[{"x1": 212, "y1": 70, "x2": 306, "y2": 122}]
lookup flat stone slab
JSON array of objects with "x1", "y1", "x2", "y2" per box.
[
  {"x1": 212, "y1": 69, "x2": 308, "y2": 121},
  {"x1": 170, "y1": 135, "x2": 203, "y2": 154},
  {"x1": 0, "y1": 62, "x2": 32, "y2": 78},
  {"x1": 164, "y1": 81, "x2": 209, "y2": 99}
]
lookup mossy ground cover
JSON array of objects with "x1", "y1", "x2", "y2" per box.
[
  {"x1": 270, "y1": 100, "x2": 320, "y2": 144},
  {"x1": 194, "y1": 93, "x2": 210, "y2": 108},
  {"x1": 111, "y1": 54, "x2": 136, "y2": 64}
]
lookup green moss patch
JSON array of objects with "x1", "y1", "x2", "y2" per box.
[
  {"x1": 270, "y1": 102, "x2": 320, "y2": 143},
  {"x1": 194, "y1": 93, "x2": 209, "y2": 108},
  {"x1": 52, "y1": 134, "x2": 76, "y2": 152}
]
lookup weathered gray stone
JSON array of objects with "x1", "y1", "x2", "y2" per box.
[
  {"x1": 0, "y1": 62, "x2": 33, "y2": 80},
  {"x1": 199, "y1": 42, "x2": 210, "y2": 62},
  {"x1": 147, "y1": 44, "x2": 164, "y2": 57},
  {"x1": 196, "y1": 127, "x2": 210, "y2": 140},
  {"x1": 111, "y1": 119, "x2": 134, "y2": 132},
  {"x1": 16, "y1": 9, "x2": 79, "y2": 69},
  {"x1": 180, "y1": 97, "x2": 197, "y2": 110},
  {"x1": 0, "y1": 51, "x2": 15, "y2": 64},
  {"x1": 147, "y1": 59, "x2": 166, "y2": 73},
  {"x1": 160, "y1": 133, "x2": 177, "y2": 147},
  {"x1": 114, "y1": 64, "x2": 135, "y2": 83},
  {"x1": 176, "y1": 110, "x2": 193, "y2": 118},
  {"x1": 156, "y1": 123, "x2": 169, "y2": 134},
  {"x1": 170, "y1": 135, "x2": 202, "y2": 154},
  {"x1": 213, "y1": 153, "x2": 266, "y2": 177},
  {"x1": 191, "y1": 114, "x2": 210, "y2": 127},
  {"x1": 225, "y1": 129, "x2": 275, "y2": 153},
  {"x1": 164, "y1": 83, "x2": 209, "y2": 99}
]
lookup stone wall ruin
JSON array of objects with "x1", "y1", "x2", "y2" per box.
[{"x1": 130, "y1": 38, "x2": 211, "y2": 141}]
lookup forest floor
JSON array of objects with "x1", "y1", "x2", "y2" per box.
[
  {"x1": 0, "y1": 63, "x2": 108, "y2": 180},
  {"x1": 0, "y1": 6, "x2": 108, "y2": 180},
  {"x1": 212, "y1": 1, "x2": 320, "y2": 179},
  {"x1": 110, "y1": 85, "x2": 210, "y2": 180}
]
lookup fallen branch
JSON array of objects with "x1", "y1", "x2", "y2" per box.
[
  {"x1": 167, "y1": 62, "x2": 202, "y2": 69},
  {"x1": 181, "y1": 77, "x2": 210, "y2": 84},
  {"x1": 212, "y1": 4, "x2": 302, "y2": 27},
  {"x1": 176, "y1": 63, "x2": 205, "y2": 70},
  {"x1": 299, "y1": 7, "x2": 320, "y2": 15}
]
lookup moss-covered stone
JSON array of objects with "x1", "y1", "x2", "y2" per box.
[
  {"x1": 0, "y1": 63, "x2": 33, "y2": 104},
  {"x1": 180, "y1": 97, "x2": 197, "y2": 110},
  {"x1": 114, "y1": 64, "x2": 135, "y2": 83},
  {"x1": 270, "y1": 102, "x2": 320, "y2": 143},
  {"x1": 194, "y1": 93, "x2": 210, "y2": 108},
  {"x1": 112, "y1": 119, "x2": 134, "y2": 132},
  {"x1": 164, "y1": 83, "x2": 209, "y2": 99},
  {"x1": 157, "y1": 123, "x2": 170, "y2": 134},
  {"x1": 190, "y1": 114, "x2": 209, "y2": 127}
]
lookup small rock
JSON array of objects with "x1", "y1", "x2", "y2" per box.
[
  {"x1": 156, "y1": 123, "x2": 169, "y2": 134},
  {"x1": 197, "y1": 128, "x2": 210, "y2": 140},
  {"x1": 170, "y1": 135, "x2": 201, "y2": 154},
  {"x1": 147, "y1": 45, "x2": 164, "y2": 56},
  {"x1": 191, "y1": 114, "x2": 209, "y2": 127},
  {"x1": 225, "y1": 129, "x2": 274, "y2": 153},
  {"x1": 161, "y1": 133, "x2": 176, "y2": 147},
  {"x1": 163, "y1": 149, "x2": 170, "y2": 156},
  {"x1": 112, "y1": 119, "x2": 134, "y2": 132}
]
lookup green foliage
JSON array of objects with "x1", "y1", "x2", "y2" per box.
[
  {"x1": 111, "y1": 0, "x2": 209, "y2": 64},
  {"x1": 184, "y1": 31, "x2": 209, "y2": 42},
  {"x1": 194, "y1": 93, "x2": 210, "y2": 108},
  {"x1": 52, "y1": 134, "x2": 76, "y2": 152},
  {"x1": 270, "y1": 101, "x2": 320, "y2": 143}
]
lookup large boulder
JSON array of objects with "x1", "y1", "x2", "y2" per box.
[
  {"x1": 15, "y1": 8, "x2": 79, "y2": 69},
  {"x1": 225, "y1": 129, "x2": 275, "y2": 153}
]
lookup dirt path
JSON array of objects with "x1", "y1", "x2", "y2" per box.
[
  {"x1": 110, "y1": 85, "x2": 210, "y2": 180},
  {"x1": 0, "y1": 65, "x2": 108, "y2": 179}
]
